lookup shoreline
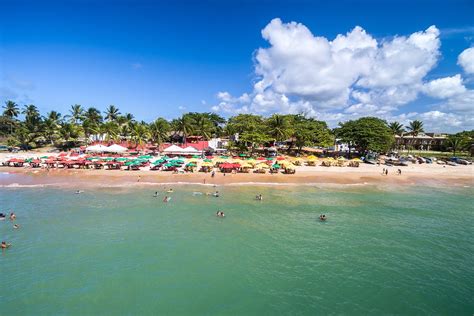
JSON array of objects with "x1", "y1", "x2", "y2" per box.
[{"x1": 1, "y1": 163, "x2": 473, "y2": 189}]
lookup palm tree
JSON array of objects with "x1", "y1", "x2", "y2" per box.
[
  {"x1": 267, "y1": 114, "x2": 292, "y2": 143},
  {"x1": 43, "y1": 118, "x2": 60, "y2": 145},
  {"x1": 446, "y1": 136, "x2": 466, "y2": 156},
  {"x1": 3, "y1": 100, "x2": 20, "y2": 118},
  {"x1": 149, "y1": 118, "x2": 170, "y2": 146},
  {"x1": 22, "y1": 104, "x2": 41, "y2": 125},
  {"x1": 100, "y1": 121, "x2": 119, "y2": 142},
  {"x1": 105, "y1": 105, "x2": 121, "y2": 122},
  {"x1": 407, "y1": 120, "x2": 424, "y2": 136},
  {"x1": 68, "y1": 104, "x2": 84, "y2": 124},
  {"x1": 174, "y1": 114, "x2": 194, "y2": 143},
  {"x1": 2, "y1": 100, "x2": 19, "y2": 134},
  {"x1": 130, "y1": 123, "x2": 149, "y2": 147},
  {"x1": 59, "y1": 123, "x2": 81, "y2": 147},
  {"x1": 84, "y1": 107, "x2": 103, "y2": 124},
  {"x1": 46, "y1": 111, "x2": 62, "y2": 124},
  {"x1": 389, "y1": 121, "x2": 405, "y2": 136},
  {"x1": 194, "y1": 116, "x2": 214, "y2": 140},
  {"x1": 406, "y1": 120, "x2": 424, "y2": 151}
]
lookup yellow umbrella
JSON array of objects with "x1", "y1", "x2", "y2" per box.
[
  {"x1": 201, "y1": 161, "x2": 214, "y2": 167},
  {"x1": 241, "y1": 162, "x2": 253, "y2": 168},
  {"x1": 351, "y1": 158, "x2": 363, "y2": 162},
  {"x1": 256, "y1": 163, "x2": 270, "y2": 169},
  {"x1": 337, "y1": 157, "x2": 347, "y2": 161},
  {"x1": 307, "y1": 155, "x2": 317, "y2": 160},
  {"x1": 285, "y1": 164, "x2": 296, "y2": 170}
]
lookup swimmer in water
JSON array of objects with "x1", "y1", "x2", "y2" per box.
[
  {"x1": 167, "y1": 188, "x2": 173, "y2": 193},
  {"x1": 1, "y1": 241, "x2": 11, "y2": 249},
  {"x1": 75, "y1": 190, "x2": 83, "y2": 194},
  {"x1": 153, "y1": 191, "x2": 159, "y2": 197},
  {"x1": 213, "y1": 191, "x2": 219, "y2": 197},
  {"x1": 9, "y1": 212, "x2": 16, "y2": 220},
  {"x1": 163, "y1": 196, "x2": 170, "y2": 203},
  {"x1": 13, "y1": 224, "x2": 20, "y2": 229},
  {"x1": 216, "y1": 211, "x2": 225, "y2": 217},
  {"x1": 0, "y1": 213, "x2": 6, "y2": 220},
  {"x1": 319, "y1": 214, "x2": 327, "y2": 221}
]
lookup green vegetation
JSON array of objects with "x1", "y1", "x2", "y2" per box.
[{"x1": 1, "y1": 100, "x2": 472, "y2": 156}]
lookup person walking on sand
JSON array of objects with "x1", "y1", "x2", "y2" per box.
[
  {"x1": 382, "y1": 168, "x2": 385, "y2": 175},
  {"x1": 137, "y1": 176, "x2": 141, "y2": 182},
  {"x1": 385, "y1": 169, "x2": 388, "y2": 175},
  {"x1": 398, "y1": 169, "x2": 401, "y2": 175}
]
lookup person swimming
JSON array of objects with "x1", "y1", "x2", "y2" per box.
[
  {"x1": 13, "y1": 224, "x2": 20, "y2": 229},
  {"x1": 167, "y1": 188, "x2": 174, "y2": 193},
  {"x1": 153, "y1": 191, "x2": 159, "y2": 197},
  {"x1": 9, "y1": 212, "x2": 16, "y2": 220},
  {"x1": 75, "y1": 190, "x2": 83, "y2": 194},
  {"x1": 0, "y1": 213, "x2": 6, "y2": 220},
  {"x1": 216, "y1": 210, "x2": 225, "y2": 217},
  {"x1": 213, "y1": 191, "x2": 220, "y2": 197},
  {"x1": 163, "y1": 196, "x2": 171, "y2": 203},
  {"x1": 319, "y1": 214, "x2": 327, "y2": 221},
  {"x1": 256, "y1": 194, "x2": 263, "y2": 201},
  {"x1": 1, "y1": 241, "x2": 11, "y2": 249}
]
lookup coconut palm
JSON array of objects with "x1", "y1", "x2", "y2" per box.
[
  {"x1": 389, "y1": 121, "x2": 405, "y2": 136},
  {"x1": 67, "y1": 104, "x2": 84, "y2": 124},
  {"x1": 3, "y1": 100, "x2": 20, "y2": 118},
  {"x1": 104, "y1": 105, "x2": 121, "y2": 122},
  {"x1": 2, "y1": 100, "x2": 20, "y2": 134},
  {"x1": 173, "y1": 114, "x2": 194, "y2": 142},
  {"x1": 100, "y1": 121, "x2": 120, "y2": 142},
  {"x1": 149, "y1": 118, "x2": 170, "y2": 146},
  {"x1": 194, "y1": 116, "x2": 214, "y2": 140},
  {"x1": 130, "y1": 123, "x2": 149, "y2": 147},
  {"x1": 267, "y1": 114, "x2": 292, "y2": 142},
  {"x1": 407, "y1": 120, "x2": 424, "y2": 136},
  {"x1": 22, "y1": 104, "x2": 41, "y2": 125},
  {"x1": 84, "y1": 107, "x2": 103, "y2": 124}
]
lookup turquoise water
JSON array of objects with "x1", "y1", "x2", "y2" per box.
[{"x1": 1, "y1": 184, "x2": 473, "y2": 315}]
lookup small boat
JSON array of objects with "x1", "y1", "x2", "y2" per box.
[{"x1": 447, "y1": 161, "x2": 457, "y2": 166}]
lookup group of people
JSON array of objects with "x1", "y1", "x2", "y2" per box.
[
  {"x1": 1, "y1": 211, "x2": 18, "y2": 250},
  {"x1": 216, "y1": 210, "x2": 225, "y2": 217},
  {"x1": 382, "y1": 168, "x2": 403, "y2": 175}
]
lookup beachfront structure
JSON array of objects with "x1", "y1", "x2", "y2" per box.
[{"x1": 395, "y1": 132, "x2": 447, "y2": 151}]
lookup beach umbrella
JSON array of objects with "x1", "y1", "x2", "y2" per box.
[
  {"x1": 266, "y1": 157, "x2": 274, "y2": 161},
  {"x1": 192, "y1": 155, "x2": 200, "y2": 158},
  {"x1": 186, "y1": 162, "x2": 197, "y2": 167},
  {"x1": 337, "y1": 157, "x2": 347, "y2": 161},
  {"x1": 105, "y1": 144, "x2": 128, "y2": 153},
  {"x1": 257, "y1": 157, "x2": 266, "y2": 161},
  {"x1": 115, "y1": 157, "x2": 128, "y2": 162},
  {"x1": 201, "y1": 162, "x2": 214, "y2": 167},
  {"x1": 307, "y1": 155, "x2": 318, "y2": 160},
  {"x1": 40, "y1": 155, "x2": 49, "y2": 159},
  {"x1": 241, "y1": 162, "x2": 253, "y2": 168},
  {"x1": 256, "y1": 163, "x2": 270, "y2": 169},
  {"x1": 273, "y1": 164, "x2": 281, "y2": 169},
  {"x1": 138, "y1": 155, "x2": 153, "y2": 159},
  {"x1": 203, "y1": 159, "x2": 213, "y2": 162},
  {"x1": 276, "y1": 156, "x2": 285, "y2": 160},
  {"x1": 351, "y1": 158, "x2": 363, "y2": 162}
]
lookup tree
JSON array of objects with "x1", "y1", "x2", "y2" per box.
[
  {"x1": 407, "y1": 120, "x2": 424, "y2": 136},
  {"x1": 292, "y1": 117, "x2": 334, "y2": 153},
  {"x1": 2, "y1": 100, "x2": 20, "y2": 134},
  {"x1": 194, "y1": 115, "x2": 214, "y2": 140},
  {"x1": 172, "y1": 114, "x2": 194, "y2": 141},
  {"x1": 149, "y1": 118, "x2": 170, "y2": 146},
  {"x1": 59, "y1": 123, "x2": 81, "y2": 148},
  {"x1": 104, "y1": 105, "x2": 121, "y2": 122},
  {"x1": 446, "y1": 136, "x2": 466, "y2": 156},
  {"x1": 130, "y1": 122, "x2": 150, "y2": 147},
  {"x1": 100, "y1": 121, "x2": 119, "y2": 142},
  {"x1": 67, "y1": 104, "x2": 84, "y2": 124},
  {"x1": 239, "y1": 131, "x2": 269, "y2": 154},
  {"x1": 336, "y1": 117, "x2": 393, "y2": 154},
  {"x1": 266, "y1": 114, "x2": 293, "y2": 143},
  {"x1": 389, "y1": 122, "x2": 405, "y2": 136}
]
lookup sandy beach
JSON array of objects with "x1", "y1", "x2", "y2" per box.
[{"x1": 1, "y1": 152, "x2": 472, "y2": 188}]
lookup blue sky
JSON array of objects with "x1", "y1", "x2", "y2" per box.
[{"x1": 1, "y1": 0, "x2": 473, "y2": 131}]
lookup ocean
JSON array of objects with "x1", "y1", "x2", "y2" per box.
[{"x1": 1, "y1": 183, "x2": 473, "y2": 315}]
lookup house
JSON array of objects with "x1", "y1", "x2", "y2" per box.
[{"x1": 395, "y1": 132, "x2": 447, "y2": 150}]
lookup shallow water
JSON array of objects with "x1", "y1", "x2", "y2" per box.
[{"x1": 1, "y1": 184, "x2": 473, "y2": 315}]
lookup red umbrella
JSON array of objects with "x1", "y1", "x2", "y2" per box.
[
  {"x1": 257, "y1": 157, "x2": 266, "y2": 161},
  {"x1": 276, "y1": 156, "x2": 285, "y2": 160},
  {"x1": 58, "y1": 152, "x2": 67, "y2": 156}
]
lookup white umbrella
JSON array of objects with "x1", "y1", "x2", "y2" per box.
[
  {"x1": 86, "y1": 144, "x2": 108, "y2": 152},
  {"x1": 105, "y1": 144, "x2": 128, "y2": 153}
]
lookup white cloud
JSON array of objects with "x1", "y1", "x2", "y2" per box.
[
  {"x1": 212, "y1": 18, "x2": 471, "y2": 132},
  {"x1": 178, "y1": 105, "x2": 186, "y2": 111},
  {"x1": 458, "y1": 47, "x2": 474, "y2": 74},
  {"x1": 423, "y1": 74, "x2": 466, "y2": 98}
]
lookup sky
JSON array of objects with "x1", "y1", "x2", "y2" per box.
[{"x1": 1, "y1": 0, "x2": 473, "y2": 132}]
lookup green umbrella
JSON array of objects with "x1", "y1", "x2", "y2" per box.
[
  {"x1": 138, "y1": 155, "x2": 153, "y2": 159},
  {"x1": 186, "y1": 162, "x2": 197, "y2": 167},
  {"x1": 203, "y1": 159, "x2": 213, "y2": 162},
  {"x1": 40, "y1": 155, "x2": 49, "y2": 159},
  {"x1": 239, "y1": 153, "x2": 247, "y2": 157},
  {"x1": 116, "y1": 157, "x2": 128, "y2": 162},
  {"x1": 192, "y1": 155, "x2": 200, "y2": 158},
  {"x1": 266, "y1": 157, "x2": 274, "y2": 161},
  {"x1": 220, "y1": 156, "x2": 229, "y2": 159},
  {"x1": 25, "y1": 158, "x2": 33, "y2": 163},
  {"x1": 273, "y1": 164, "x2": 281, "y2": 169},
  {"x1": 103, "y1": 157, "x2": 114, "y2": 161}
]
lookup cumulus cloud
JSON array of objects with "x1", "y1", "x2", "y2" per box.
[
  {"x1": 458, "y1": 47, "x2": 474, "y2": 74},
  {"x1": 212, "y1": 18, "x2": 472, "y2": 132},
  {"x1": 423, "y1": 74, "x2": 466, "y2": 98}
]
